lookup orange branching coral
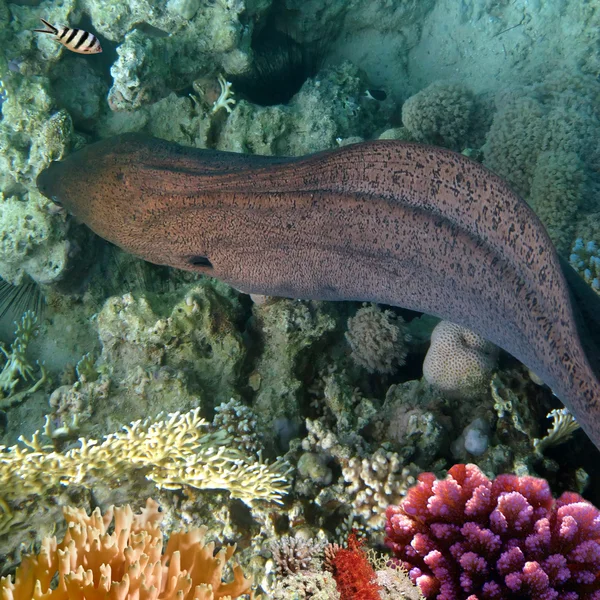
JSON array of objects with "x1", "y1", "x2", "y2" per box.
[
  {"x1": 0, "y1": 499, "x2": 252, "y2": 600},
  {"x1": 329, "y1": 532, "x2": 382, "y2": 600}
]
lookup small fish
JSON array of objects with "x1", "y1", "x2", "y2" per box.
[
  {"x1": 33, "y1": 18, "x2": 102, "y2": 54},
  {"x1": 364, "y1": 88, "x2": 387, "y2": 101}
]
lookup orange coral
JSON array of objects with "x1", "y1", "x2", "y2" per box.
[
  {"x1": 0, "y1": 499, "x2": 252, "y2": 600},
  {"x1": 330, "y1": 532, "x2": 382, "y2": 600}
]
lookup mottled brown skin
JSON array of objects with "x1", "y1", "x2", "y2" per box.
[{"x1": 37, "y1": 133, "x2": 600, "y2": 450}]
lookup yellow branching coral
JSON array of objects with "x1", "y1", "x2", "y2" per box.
[
  {"x1": 0, "y1": 409, "x2": 289, "y2": 516},
  {"x1": 0, "y1": 499, "x2": 252, "y2": 600}
]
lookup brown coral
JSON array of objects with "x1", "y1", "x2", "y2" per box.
[
  {"x1": 345, "y1": 304, "x2": 410, "y2": 374},
  {"x1": 422, "y1": 320, "x2": 498, "y2": 398},
  {"x1": 401, "y1": 82, "x2": 475, "y2": 151},
  {"x1": 0, "y1": 499, "x2": 252, "y2": 600},
  {"x1": 269, "y1": 535, "x2": 325, "y2": 576}
]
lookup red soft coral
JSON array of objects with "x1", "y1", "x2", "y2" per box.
[{"x1": 331, "y1": 532, "x2": 382, "y2": 600}]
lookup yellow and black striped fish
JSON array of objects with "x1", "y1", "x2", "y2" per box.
[{"x1": 34, "y1": 18, "x2": 102, "y2": 54}]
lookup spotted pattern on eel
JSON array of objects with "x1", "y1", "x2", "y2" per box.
[{"x1": 37, "y1": 133, "x2": 600, "y2": 450}]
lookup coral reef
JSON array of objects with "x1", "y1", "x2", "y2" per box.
[
  {"x1": 327, "y1": 532, "x2": 382, "y2": 600},
  {"x1": 345, "y1": 303, "x2": 411, "y2": 375},
  {"x1": 401, "y1": 82, "x2": 476, "y2": 151},
  {"x1": 0, "y1": 408, "x2": 289, "y2": 515},
  {"x1": 298, "y1": 417, "x2": 420, "y2": 530},
  {"x1": 217, "y1": 62, "x2": 392, "y2": 156},
  {"x1": 268, "y1": 530, "x2": 422, "y2": 599},
  {"x1": 385, "y1": 463, "x2": 600, "y2": 599},
  {"x1": 570, "y1": 238, "x2": 600, "y2": 293},
  {"x1": 0, "y1": 498, "x2": 252, "y2": 600},
  {"x1": 423, "y1": 321, "x2": 498, "y2": 399},
  {"x1": 483, "y1": 72, "x2": 600, "y2": 254},
  {"x1": 1, "y1": 2, "x2": 599, "y2": 597}
]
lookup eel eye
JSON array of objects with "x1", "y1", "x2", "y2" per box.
[
  {"x1": 50, "y1": 195, "x2": 62, "y2": 207},
  {"x1": 189, "y1": 255, "x2": 213, "y2": 268}
]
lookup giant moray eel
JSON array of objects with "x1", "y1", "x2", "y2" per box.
[{"x1": 37, "y1": 133, "x2": 600, "y2": 450}]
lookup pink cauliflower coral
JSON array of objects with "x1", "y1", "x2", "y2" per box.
[{"x1": 385, "y1": 463, "x2": 600, "y2": 599}]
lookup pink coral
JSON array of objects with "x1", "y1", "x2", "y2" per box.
[{"x1": 385, "y1": 464, "x2": 600, "y2": 599}]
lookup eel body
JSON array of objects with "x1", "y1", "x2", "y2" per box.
[{"x1": 36, "y1": 133, "x2": 600, "y2": 450}]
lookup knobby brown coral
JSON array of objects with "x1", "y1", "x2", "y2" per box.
[
  {"x1": 0, "y1": 499, "x2": 252, "y2": 600},
  {"x1": 346, "y1": 303, "x2": 411, "y2": 374}
]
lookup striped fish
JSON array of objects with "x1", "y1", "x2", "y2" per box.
[{"x1": 34, "y1": 18, "x2": 102, "y2": 54}]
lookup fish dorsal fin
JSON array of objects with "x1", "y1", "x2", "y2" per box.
[{"x1": 33, "y1": 18, "x2": 58, "y2": 35}]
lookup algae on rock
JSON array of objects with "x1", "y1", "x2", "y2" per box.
[
  {"x1": 0, "y1": 74, "x2": 75, "y2": 285},
  {"x1": 94, "y1": 281, "x2": 247, "y2": 420},
  {"x1": 105, "y1": 0, "x2": 270, "y2": 111},
  {"x1": 250, "y1": 299, "x2": 337, "y2": 448},
  {"x1": 218, "y1": 62, "x2": 393, "y2": 156}
]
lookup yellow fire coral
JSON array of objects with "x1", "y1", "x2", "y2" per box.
[
  {"x1": 0, "y1": 499, "x2": 252, "y2": 600},
  {"x1": 0, "y1": 408, "x2": 289, "y2": 521}
]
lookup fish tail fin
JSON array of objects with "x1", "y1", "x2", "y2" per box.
[{"x1": 33, "y1": 18, "x2": 58, "y2": 34}]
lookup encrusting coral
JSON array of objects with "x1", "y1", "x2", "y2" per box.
[
  {"x1": 385, "y1": 463, "x2": 600, "y2": 599},
  {"x1": 0, "y1": 408, "x2": 289, "y2": 522},
  {"x1": 0, "y1": 498, "x2": 252, "y2": 600}
]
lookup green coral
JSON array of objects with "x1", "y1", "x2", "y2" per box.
[
  {"x1": 401, "y1": 81, "x2": 477, "y2": 151},
  {"x1": 483, "y1": 73, "x2": 600, "y2": 254}
]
